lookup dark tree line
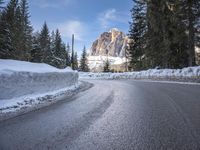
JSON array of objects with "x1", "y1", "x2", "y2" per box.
[
  {"x1": 128, "y1": 0, "x2": 200, "y2": 70},
  {"x1": 0, "y1": 0, "x2": 78, "y2": 69}
]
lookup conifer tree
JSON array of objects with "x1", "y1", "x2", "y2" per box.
[
  {"x1": 71, "y1": 50, "x2": 74, "y2": 69},
  {"x1": 54, "y1": 29, "x2": 62, "y2": 58},
  {"x1": 0, "y1": 0, "x2": 32, "y2": 60},
  {"x1": 0, "y1": 0, "x2": 18, "y2": 59},
  {"x1": 59, "y1": 42, "x2": 67, "y2": 68},
  {"x1": 79, "y1": 46, "x2": 89, "y2": 72},
  {"x1": 66, "y1": 43, "x2": 71, "y2": 67},
  {"x1": 50, "y1": 30, "x2": 55, "y2": 54},
  {"x1": 0, "y1": 8, "x2": 12, "y2": 58},
  {"x1": 13, "y1": 5, "x2": 23, "y2": 59},
  {"x1": 182, "y1": 0, "x2": 200, "y2": 66},
  {"x1": 128, "y1": 0, "x2": 147, "y2": 70},
  {"x1": 0, "y1": 0, "x2": 69, "y2": 67},
  {"x1": 39, "y1": 22, "x2": 51, "y2": 63},
  {"x1": 31, "y1": 32, "x2": 42, "y2": 62},
  {"x1": 128, "y1": 0, "x2": 197, "y2": 69},
  {"x1": 49, "y1": 29, "x2": 67, "y2": 68},
  {"x1": 103, "y1": 59, "x2": 110, "y2": 72},
  {"x1": 0, "y1": 0, "x2": 3, "y2": 13},
  {"x1": 145, "y1": 0, "x2": 188, "y2": 68},
  {"x1": 73, "y1": 52, "x2": 78, "y2": 70},
  {"x1": 19, "y1": 0, "x2": 33, "y2": 61}
]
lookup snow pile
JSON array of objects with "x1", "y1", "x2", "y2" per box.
[
  {"x1": 0, "y1": 59, "x2": 79, "y2": 116},
  {"x1": 79, "y1": 66, "x2": 200, "y2": 80}
]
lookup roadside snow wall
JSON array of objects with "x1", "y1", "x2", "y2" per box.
[
  {"x1": 0, "y1": 59, "x2": 78, "y2": 100},
  {"x1": 79, "y1": 66, "x2": 200, "y2": 82}
]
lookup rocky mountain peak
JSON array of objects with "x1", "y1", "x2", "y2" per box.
[{"x1": 90, "y1": 28, "x2": 129, "y2": 57}]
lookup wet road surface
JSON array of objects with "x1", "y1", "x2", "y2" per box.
[{"x1": 0, "y1": 80, "x2": 200, "y2": 150}]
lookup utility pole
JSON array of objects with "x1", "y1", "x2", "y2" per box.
[{"x1": 71, "y1": 34, "x2": 74, "y2": 70}]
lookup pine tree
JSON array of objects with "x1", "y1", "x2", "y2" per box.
[
  {"x1": 128, "y1": 0, "x2": 199, "y2": 69},
  {"x1": 13, "y1": 5, "x2": 24, "y2": 59},
  {"x1": 31, "y1": 32, "x2": 42, "y2": 62},
  {"x1": 0, "y1": 8, "x2": 13, "y2": 58},
  {"x1": 128, "y1": 0, "x2": 147, "y2": 70},
  {"x1": 73, "y1": 52, "x2": 78, "y2": 70},
  {"x1": 39, "y1": 22, "x2": 51, "y2": 63},
  {"x1": 0, "y1": 0, "x2": 3, "y2": 20},
  {"x1": 103, "y1": 59, "x2": 110, "y2": 72},
  {"x1": 146, "y1": 0, "x2": 188, "y2": 68},
  {"x1": 54, "y1": 29, "x2": 62, "y2": 57},
  {"x1": 0, "y1": 0, "x2": 33, "y2": 60},
  {"x1": 79, "y1": 46, "x2": 89, "y2": 72},
  {"x1": 146, "y1": 0, "x2": 166, "y2": 68},
  {"x1": 50, "y1": 30, "x2": 55, "y2": 54},
  {"x1": 19, "y1": 0, "x2": 33, "y2": 61},
  {"x1": 50, "y1": 29, "x2": 67, "y2": 68},
  {"x1": 0, "y1": 0, "x2": 18, "y2": 59},
  {"x1": 66, "y1": 43, "x2": 71, "y2": 66},
  {"x1": 182, "y1": 0, "x2": 200, "y2": 66},
  {"x1": 157, "y1": 1, "x2": 188, "y2": 68},
  {"x1": 59, "y1": 42, "x2": 67, "y2": 68},
  {"x1": 0, "y1": 0, "x2": 3, "y2": 13}
]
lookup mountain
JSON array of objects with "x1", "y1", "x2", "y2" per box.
[
  {"x1": 90, "y1": 28, "x2": 129, "y2": 57},
  {"x1": 88, "y1": 28, "x2": 129, "y2": 72}
]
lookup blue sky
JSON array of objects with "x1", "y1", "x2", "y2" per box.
[{"x1": 28, "y1": 0, "x2": 132, "y2": 56}]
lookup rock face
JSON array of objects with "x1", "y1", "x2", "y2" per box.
[{"x1": 90, "y1": 28, "x2": 129, "y2": 57}]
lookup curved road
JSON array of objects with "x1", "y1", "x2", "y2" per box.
[{"x1": 0, "y1": 80, "x2": 200, "y2": 150}]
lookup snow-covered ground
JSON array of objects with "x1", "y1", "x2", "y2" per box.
[
  {"x1": 0, "y1": 59, "x2": 79, "y2": 120},
  {"x1": 79, "y1": 66, "x2": 200, "y2": 81},
  {"x1": 88, "y1": 56, "x2": 126, "y2": 71}
]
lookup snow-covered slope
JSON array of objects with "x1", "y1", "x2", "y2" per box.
[
  {"x1": 0, "y1": 59, "x2": 79, "y2": 117},
  {"x1": 88, "y1": 56, "x2": 126, "y2": 72},
  {"x1": 80, "y1": 66, "x2": 200, "y2": 81}
]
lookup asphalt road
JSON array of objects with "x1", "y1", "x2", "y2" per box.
[{"x1": 0, "y1": 80, "x2": 200, "y2": 150}]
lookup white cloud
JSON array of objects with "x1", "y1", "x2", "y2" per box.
[
  {"x1": 56, "y1": 20, "x2": 87, "y2": 41},
  {"x1": 33, "y1": 0, "x2": 72, "y2": 8},
  {"x1": 98, "y1": 8, "x2": 117, "y2": 29},
  {"x1": 31, "y1": 20, "x2": 88, "y2": 51},
  {"x1": 98, "y1": 8, "x2": 130, "y2": 29}
]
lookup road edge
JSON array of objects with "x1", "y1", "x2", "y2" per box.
[{"x1": 0, "y1": 81, "x2": 93, "y2": 122}]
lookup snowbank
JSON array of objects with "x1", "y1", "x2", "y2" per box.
[
  {"x1": 0, "y1": 59, "x2": 79, "y2": 117},
  {"x1": 0, "y1": 59, "x2": 78, "y2": 100},
  {"x1": 79, "y1": 66, "x2": 200, "y2": 81}
]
